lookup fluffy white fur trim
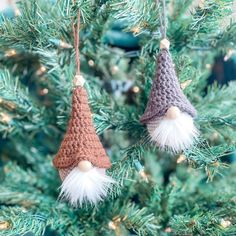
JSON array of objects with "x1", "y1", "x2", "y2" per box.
[
  {"x1": 147, "y1": 112, "x2": 199, "y2": 153},
  {"x1": 59, "y1": 167, "x2": 115, "y2": 207}
]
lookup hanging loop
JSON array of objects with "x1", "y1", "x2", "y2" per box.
[
  {"x1": 159, "y1": 0, "x2": 170, "y2": 49},
  {"x1": 72, "y1": 8, "x2": 81, "y2": 76},
  {"x1": 159, "y1": 0, "x2": 167, "y2": 39},
  {"x1": 72, "y1": 1, "x2": 85, "y2": 87}
]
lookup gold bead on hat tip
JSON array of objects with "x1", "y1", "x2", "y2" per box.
[
  {"x1": 160, "y1": 38, "x2": 170, "y2": 50},
  {"x1": 73, "y1": 75, "x2": 85, "y2": 87}
]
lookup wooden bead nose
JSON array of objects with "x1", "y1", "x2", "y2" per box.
[
  {"x1": 165, "y1": 106, "x2": 181, "y2": 119},
  {"x1": 78, "y1": 160, "x2": 93, "y2": 172}
]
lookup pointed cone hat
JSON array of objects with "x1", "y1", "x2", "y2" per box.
[
  {"x1": 140, "y1": 49, "x2": 197, "y2": 124},
  {"x1": 53, "y1": 87, "x2": 111, "y2": 170}
]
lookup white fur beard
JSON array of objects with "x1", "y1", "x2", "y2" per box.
[
  {"x1": 59, "y1": 167, "x2": 115, "y2": 207},
  {"x1": 147, "y1": 112, "x2": 199, "y2": 153}
]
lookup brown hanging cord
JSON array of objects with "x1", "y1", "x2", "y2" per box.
[{"x1": 72, "y1": 1, "x2": 81, "y2": 75}]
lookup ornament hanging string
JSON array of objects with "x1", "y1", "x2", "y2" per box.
[
  {"x1": 141, "y1": 0, "x2": 199, "y2": 153},
  {"x1": 72, "y1": 3, "x2": 81, "y2": 76},
  {"x1": 159, "y1": 0, "x2": 167, "y2": 39},
  {"x1": 53, "y1": 0, "x2": 114, "y2": 207}
]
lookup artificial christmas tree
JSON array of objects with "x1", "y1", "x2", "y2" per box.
[{"x1": 0, "y1": 0, "x2": 235, "y2": 235}]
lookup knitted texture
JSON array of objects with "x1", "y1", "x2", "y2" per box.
[
  {"x1": 53, "y1": 87, "x2": 111, "y2": 172},
  {"x1": 140, "y1": 49, "x2": 197, "y2": 124}
]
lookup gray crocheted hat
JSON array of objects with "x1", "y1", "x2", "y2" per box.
[{"x1": 140, "y1": 49, "x2": 197, "y2": 124}]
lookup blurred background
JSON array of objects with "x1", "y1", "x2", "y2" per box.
[{"x1": 0, "y1": 0, "x2": 235, "y2": 235}]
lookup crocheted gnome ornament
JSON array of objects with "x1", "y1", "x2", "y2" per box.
[
  {"x1": 53, "y1": 75, "x2": 114, "y2": 207},
  {"x1": 140, "y1": 39, "x2": 199, "y2": 153}
]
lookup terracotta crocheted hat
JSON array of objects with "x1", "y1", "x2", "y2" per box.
[
  {"x1": 53, "y1": 87, "x2": 111, "y2": 170},
  {"x1": 140, "y1": 49, "x2": 197, "y2": 124}
]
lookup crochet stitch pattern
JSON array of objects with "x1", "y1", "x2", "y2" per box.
[
  {"x1": 53, "y1": 86, "x2": 111, "y2": 179},
  {"x1": 140, "y1": 49, "x2": 197, "y2": 124}
]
